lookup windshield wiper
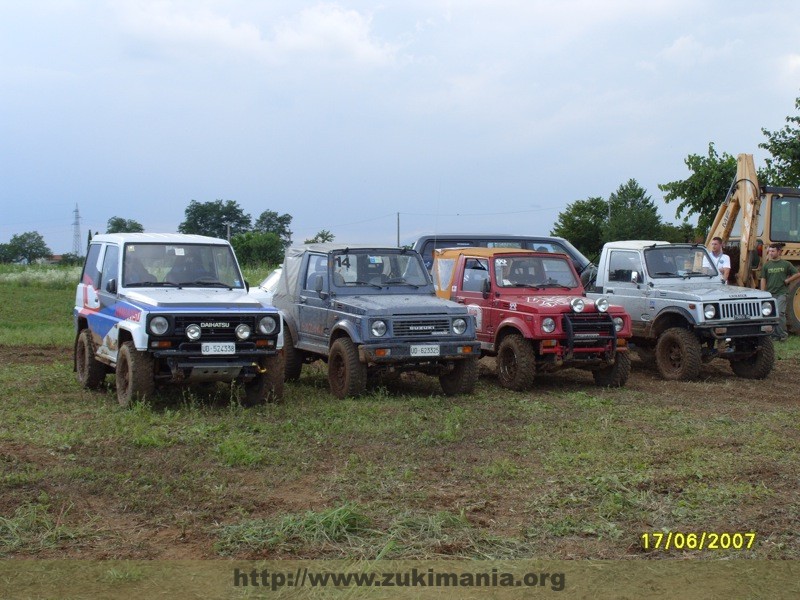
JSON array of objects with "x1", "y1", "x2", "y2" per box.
[
  {"x1": 682, "y1": 271, "x2": 710, "y2": 279},
  {"x1": 654, "y1": 271, "x2": 676, "y2": 276},
  {"x1": 541, "y1": 282, "x2": 573, "y2": 289},
  {"x1": 384, "y1": 278, "x2": 421, "y2": 288},
  {"x1": 350, "y1": 280, "x2": 384, "y2": 289},
  {"x1": 127, "y1": 281, "x2": 178, "y2": 287}
]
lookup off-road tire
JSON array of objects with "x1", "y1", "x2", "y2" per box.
[
  {"x1": 76, "y1": 329, "x2": 106, "y2": 389},
  {"x1": 328, "y1": 338, "x2": 367, "y2": 399},
  {"x1": 284, "y1": 328, "x2": 303, "y2": 381},
  {"x1": 730, "y1": 337, "x2": 775, "y2": 379},
  {"x1": 593, "y1": 351, "x2": 631, "y2": 387},
  {"x1": 439, "y1": 356, "x2": 479, "y2": 396},
  {"x1": 788, "y1": 280, "x2": 800, "y2": 334},
  {"x1": 243, "y1": 352, "x2": 286, "y2": 405},
  {"x1": 116, "y1": 341, "x2": 155, "y2": 408},
  {"x1": 496, "y1": 334, "x2": 536, "y2": 391},
  {"x1": 654, "y1": 327, "x2": 702, "y2": 381}
]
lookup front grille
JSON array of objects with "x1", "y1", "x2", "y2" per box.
[
  {"x1": 719, "y1": 300, "x2": 763, "y2": 320},
  {"x1": 561, "y1": 313, "x2": 616, "y2": 347},
  {"x1": 393, "y1": 318, "x2": 451, "y2": 337},
  {"x1": 173, "y1": 315, "x2": 260, "y2": 340}
]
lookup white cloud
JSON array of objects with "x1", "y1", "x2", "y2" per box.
[{"x1": 658, "y1": 35, "x2": 737, "y2": 67}]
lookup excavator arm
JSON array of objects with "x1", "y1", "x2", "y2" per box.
[{"x1": 705, "y1": 154, "x2": 762, "y2": 287}]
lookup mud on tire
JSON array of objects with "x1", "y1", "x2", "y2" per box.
[
  {"x1": 654, "y1": 327, "x2": 702, "y2": 381},
  {"x1": 593, "y1": 351, "x2": 631, "y2": 387},
  {"x1": 116, "y1": 341, "x2": 155, "y2": 408},
  {"x1": 439, "y1": 356, "x2": 479, "y2": 396},
  {"x1": 76, "y1": 329, "x2": 106, "y2": 390},
  {"x1": 496, "y1": 333, "x2": 536, "y2": 391},
  {"x1": 283, "y1": 327, "x2": 303, "y2": 381},
  {"x1": 729, "y1": 336, "x2": 775, "y2": 379},
  {"x1": 328, "y1": 338, "x2": 367, "y2": 399}
]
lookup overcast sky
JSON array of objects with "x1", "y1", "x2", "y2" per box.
[{"x1": 2, "y1": 1, "x2": 799, "y2": 254}]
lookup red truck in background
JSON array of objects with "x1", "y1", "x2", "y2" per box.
[{"x1": 433, "y1": 247, "x2": 633, "y2": 390}]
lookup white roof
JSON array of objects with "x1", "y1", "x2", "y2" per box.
[
  {"x1": 90, "y1": 233, "x2": 230, "y2": 245},
  {"x1": 604, "y1": 240, "x2": 671, "y2": 250}
]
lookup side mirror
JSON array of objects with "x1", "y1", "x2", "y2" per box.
[
  {"x1": 481, "y1": 277, "x2": 491, "y2": 299},
  {"x1": 313, "y1": 274, "x2": 329, "y2": 299},
  {"x1": 105, "y1": 278, "x2": 117, "y2": 294},
  {"x1": 631, "y1": 271, "x2": 639, "y2": 284}
]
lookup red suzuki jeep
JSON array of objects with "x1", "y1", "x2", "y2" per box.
[{"x1": 432, "y1": 247, "x2": 633, "y2": 389}]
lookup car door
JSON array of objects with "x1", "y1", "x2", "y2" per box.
[
  {"x1": 297, "y1": 253, "x2": 330, "y2": 352},
  {"x1": 604, "y1": 250, "x2": 648, "y2": 330},
  {"x1": 453, "y1": 257, "x2": 492, "y2": 344},
  {"x1": 94, "y1": 244, "x2": 121, "y2": 361}
]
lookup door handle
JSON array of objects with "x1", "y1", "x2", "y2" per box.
[{"x1": 606, "y1": 289, "x2": 614, "y2": 294}]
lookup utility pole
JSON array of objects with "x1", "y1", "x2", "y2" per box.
[
  {"x1": 396, "y1": 212, "x2": 400, "y2": 247},
  {"x1": 72, "y1": 204, "x2": 82, "y2": 256}
]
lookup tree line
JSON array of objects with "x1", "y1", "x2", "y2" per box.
[
  {"x1": 4, "y1": 92, "x2": 799, "y2": 265},
  {"x1": 552, "y1": 93, "x2": 800, "y2": 259}
]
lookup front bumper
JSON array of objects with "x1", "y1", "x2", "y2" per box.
[
  {"x1": 358, "y1": 340, "x2": 480, "y2": 364},
  {"x1": 696, "y1": 321, "x2": 777, "y2": 339}
]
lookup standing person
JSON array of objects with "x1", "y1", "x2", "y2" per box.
[
  {"x1": 707, "y1": 237, "x2": 731, "y2": 283},
  {"x1": 760, "y1": 243, "x2": 800, "y2": 341}
]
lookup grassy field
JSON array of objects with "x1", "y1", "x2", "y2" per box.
[{"x1": 1, "y1": 268, "x2": 799, "y2": 561}]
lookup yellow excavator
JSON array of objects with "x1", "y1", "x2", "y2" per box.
[{"x1": 706, "y1": 153, "x2": 800, "y2": 331}]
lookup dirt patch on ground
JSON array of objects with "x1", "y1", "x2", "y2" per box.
[{"x1": 1, "y1": 344, "x2": 798, "y2": 559}]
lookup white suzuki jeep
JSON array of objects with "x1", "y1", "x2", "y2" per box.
[{"x1": 73, "y1": 233, "x2": 284, "y2": 406}]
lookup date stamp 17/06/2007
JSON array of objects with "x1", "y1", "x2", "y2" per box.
[{"x1": 641, "y1": 531, "x2": 756, "y2": 552}]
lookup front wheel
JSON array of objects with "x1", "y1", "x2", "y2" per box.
[
  {"x1": 729, "y1": 337, "x2": 775, "y2": 379},
  {"x1": 788, "y1": 280, "x2": 800, "y2": 334},
  {"x1": 116, "y1": 341, "x2": 155, "y2": 407},
  {"x1": 328, "y1": 338, "x2": 367, "y2": 399},
  {"x1": 439, "y1": 356, "x2": 479, "y2": 396},
  {"x1": 76, "y1": 329, "x2": 106, "y2": 389},
  {"x1": 496, "y1": 334, "x2": 536, "y2": 391},
  {"x1": 593, "y1": 351, "x2": 631, "y2": 387},
  {"x1": 283, "y1": 328, "x2": 303, "y2": 381},
  {"x1": 654, "y1": 327, "x2": 701, "y2": 381}
]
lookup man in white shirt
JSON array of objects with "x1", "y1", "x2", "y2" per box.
[{"x1": 706, "y1": 236, "x2": 731, "y2": 283}]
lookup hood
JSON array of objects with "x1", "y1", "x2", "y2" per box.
[
  {"x1": 122, "y1": 288, "x2": 271, "y2": 310},
  {"x1": 494, "y1": 294, "x2": 608, "y2": 314},
  {"x1": 650, "y1": 282, "x2": 774, "y2": 302},
  {"x1": 332, "y1": 293, "x2": 468, "y2": 316}
]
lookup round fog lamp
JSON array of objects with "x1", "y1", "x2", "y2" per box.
[
  {"x1": 186, "y1": 324, "x2": 201, "y2": 341},
  {"x1": 570, "y1": 297, "x2": 585, "y2": 313},
  {"x1": 594, "y1": 297, "x2": 610, "y2": 313},
  {"x1": 236, "y1": 324, "x2": 251, "y2": 340}
]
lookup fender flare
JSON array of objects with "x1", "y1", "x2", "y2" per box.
[
  {"x1": 647, "y1": 306, "x2": 696, "y2": 337},
  {"x1": 494, "y1": 316, "x2": 535, "y2": 350}
]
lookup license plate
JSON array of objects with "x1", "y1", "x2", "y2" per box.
[
  {"x1": 411, "y1": 344, "x2": 440, "y2": 357},
  {"x1": 201, "y1": 342, "x2": 236, "y2": 355}
]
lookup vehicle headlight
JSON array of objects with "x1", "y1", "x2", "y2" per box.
[
  {"x1": 594, "y1": 297, "x2": 610, "y2": 313},
  {"x1": 613, "y1": 317, "x2": 624, "y2": 332},
  {"x1": 149, "y1": 316, "x2": 169, "y2": 336},
  {"x1": 371, "y1": 320, "x2": 387, "y2": 337},
  {"x1": 570, "y1": 297, "x2": 585, "y2": 313},
  {"x1": 258, "y1": 316, "x2": 277, "y2": 335},
  {"x1": 236, "y1": 324, "x2": 251, "y2": 340},
  {"x1": 542, "y1": 317, "x2": 556, "y2": 333},
  {"x1": 703, "y1": 304, "x2": 717, "y2": 320},
  {"x1": 186, "y1": 324, "x2": 201, "y2": 341},
  {"x1": 762, "y1": 301, "x2": 773, "y2": 317},
  {"x1": 452, "y1": 318, "x2": 468, "y2": 335}
]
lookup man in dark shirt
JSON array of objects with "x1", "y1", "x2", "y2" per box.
[{"x1": 760, "y1": 243, "x2": 800, "y2": 341}]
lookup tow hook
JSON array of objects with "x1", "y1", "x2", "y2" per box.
[{"x1": 251, "y1": 362, "x2": 268, "y2": 374}]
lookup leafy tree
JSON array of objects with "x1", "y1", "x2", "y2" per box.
[
  {"x1": 759, "y1": 94, "x2": 800, "y2": 187},
  {"x1": 253, "y1": 210, "x2": 293, "y2": 248},
  {"x1": 0, "y1": 243, "x2": 14, "y2": 263},
  {"x1": 6, "y1": 231, "x2": 52, "y2": 264},
  {"x1": 231, "y1": 231, "x2": 285, "y2": 265},
  {"x1": 304, "y1": 229, "x2": 335, "y2": 244},
  {"x1": 178, "y1": 200, "x2": 251, "y2": 239},
  {"x1": 59, "y1": 252, "x2": 84, "y2": 266},
  {"x1": 106, "y1": 217, "x2": 144, "y2": 233},
  {"x1": 659, "y1": 221, "x2": 701, "y2": 244},
  {"x1": 605, "y1": 179, "x2": 662, "y2": 241},
  {"x1": 658, "y1": 143, "x2": 737, "y2": 232},
  {"x1": 550, "y1": 197, "x2": 608, "y2": 258}
]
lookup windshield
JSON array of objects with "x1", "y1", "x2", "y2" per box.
[
  {"x1": 330, "y1": 250, "x2": 430, "y2": 288},
  {"x1": 770, "y1": 195, "x2": 800, "y2": 243},
  {"x1": 494, "y1": 255, "x2": 579, "y2": 288},
  {"x1": 644, "y1": 246, "x2": 718, "y2": 279},
  {"x1": 123, "y1": 243, "x2": 244, "y2": 288}
]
